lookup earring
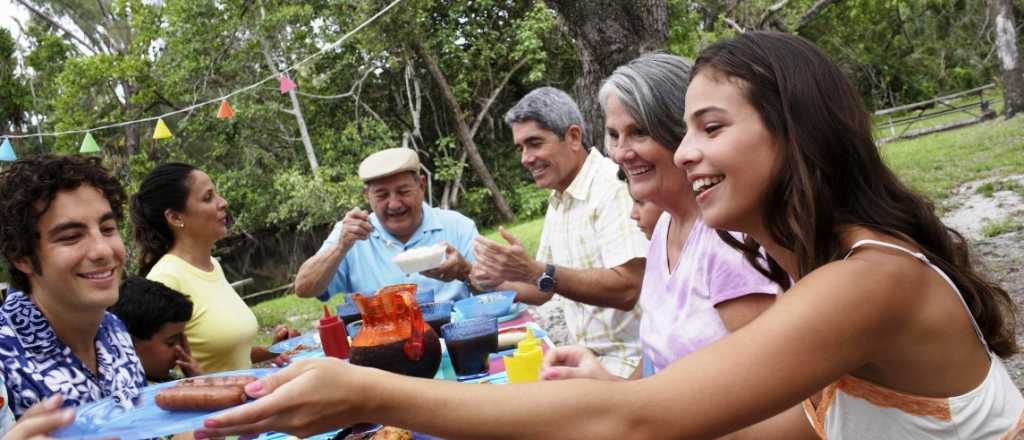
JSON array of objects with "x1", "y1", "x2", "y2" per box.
[{"x1": 178, "y1": 223, "x2": 185, "y2": 228}]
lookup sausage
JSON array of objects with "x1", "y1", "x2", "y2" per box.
[
  {"x1": 155, "y1": 385, "x2": 247, "y2": 411},
  {"x1": 176, "y1": 375, "x2": 258, "y2": 388}
]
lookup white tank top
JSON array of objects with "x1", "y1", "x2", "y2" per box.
[{"x1": 802, "y1": 240, "x2": 1024, "y2": 439}]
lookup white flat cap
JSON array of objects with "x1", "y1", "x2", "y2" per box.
[{"x1": 358, "y1": 148, "x2": 420, "y2": 182}]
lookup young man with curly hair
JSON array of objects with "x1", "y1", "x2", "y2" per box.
[{"x1": 0, "y1": 155, "x2": 146, "y2": 423}]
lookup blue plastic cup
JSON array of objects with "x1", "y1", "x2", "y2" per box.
[
  {"x1": 416, "y1": 288, "x2": 435, "y2": 305},
  {"x1": 420, "y1": 301, "x2": 453, "y2": 334},
  {"x1": 441, "y1": 317, "x2": 498, "y2": 381}
]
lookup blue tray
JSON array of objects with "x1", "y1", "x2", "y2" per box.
[
  {"x1": 52, "y1": 368, "x2": 278, "y2": 440},
  {"x1": 450, "y1": 302, "x2": 527, "y2": 324}
]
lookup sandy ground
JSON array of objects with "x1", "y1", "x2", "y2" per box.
[
  {"x1": 531, "y1": 174, "x2": 1024, "y2": 390},
  {"x1": 944, "y1": 174, "x2": 1024, "y2": 390}
]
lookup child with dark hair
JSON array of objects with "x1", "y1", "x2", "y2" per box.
[{"x1": 110, "y1": 277, "x2": 203, "y2": 382}]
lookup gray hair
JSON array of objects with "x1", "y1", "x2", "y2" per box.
[
  {"x1": 504, "y1": 86, "x2": 586, "y2": 142},
  {"x1": 598, "y1": 53, "x2": 692, "y2": 152}
]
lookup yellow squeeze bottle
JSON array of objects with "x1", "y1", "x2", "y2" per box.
[{"x1": 504, "y1": 329, "x2": 543, "y2": 383}]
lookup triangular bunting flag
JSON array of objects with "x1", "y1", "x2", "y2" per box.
[
  {"x1": 153, "y1": 118, "x2": 173, "y2": 140},
  {"x1": 79, "y1": 133, "x2": 100, "y2": 154},
  {"x1": 0, "y1": 138, "x2": 15, "y2": 161},
  {"x1": 279, "y1": 74, "x2": 297, "y2": 94},
  {"x1": 217, "y1": 99, "x2": 236, "y2": 119}
]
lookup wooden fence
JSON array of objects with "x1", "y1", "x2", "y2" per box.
[{"x1": 875, "y1": 83, "x2": 996, "y2": 144}]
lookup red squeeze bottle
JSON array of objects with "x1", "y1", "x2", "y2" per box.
[{"x1": 318, "y1": 305, "x2": 350, "y2": 359}]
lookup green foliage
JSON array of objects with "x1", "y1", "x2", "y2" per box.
[
  {"x1": 0, "y1": 28, "x2": 29, "y2": 130},
  {"x1": 982, "y1": 218, "x2": 1024, "y2": 238},
  {"x1": 802, "y1": 0, "x2": 999, "y2": 109}
]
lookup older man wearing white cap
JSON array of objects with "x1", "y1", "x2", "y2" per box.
[{"x1": 293, "y1": 148, "x2": 480, "y2": 303}]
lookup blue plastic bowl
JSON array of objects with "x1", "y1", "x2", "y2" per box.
[{"x1": 453, "y1": 291, "x2": 515, "y2": 319}]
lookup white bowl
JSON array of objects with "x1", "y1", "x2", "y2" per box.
[{"x1": 393, "y1": 244, "x2": 447, "y2": 273}]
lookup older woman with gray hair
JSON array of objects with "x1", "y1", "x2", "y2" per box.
[{"x1": 542, "y1": 52, "x2": 782, "y2": 381}]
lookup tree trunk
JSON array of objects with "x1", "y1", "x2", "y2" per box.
[
  {"x1": 542, "y1": 0, "x2": 668, "y2": 152},
  {"x1": 991, "y1": 0, "x2": 1024, "y2": 118},
  {"x1": 411, "y1": 42, "x2": 515, "y2": 222}
]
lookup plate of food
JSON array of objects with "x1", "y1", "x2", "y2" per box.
[
  {"x1": 52, "y1": 369, "x2": 277, "y2": 440},
  {"x1": 268, "y1": 332, "x2": 322, "y2": 355}
]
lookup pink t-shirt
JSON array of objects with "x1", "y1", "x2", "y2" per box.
[{"x1": 639, "y1": 213, "x2": 780, "y2": 373}]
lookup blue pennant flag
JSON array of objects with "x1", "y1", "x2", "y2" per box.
[{"x1": 0, "y1": 138, "x2": 16, "y2": 161}]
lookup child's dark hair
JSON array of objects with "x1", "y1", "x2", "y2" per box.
[
  {"x1": 111, "y1": 277, "x2": 193, "y2": 340},
  {"x1": 0, "y1": 155, "x2": 126, "y2": 293},
  {"x1": 692, "y1": 31, "x2": 1016, "y2": 357}
]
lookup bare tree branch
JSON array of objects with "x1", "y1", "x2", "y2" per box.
[
  {"x1": 758, "y1": 0, "x2": 789, "y2": 29},
  {"x1": 722, "y1": 17, "x2": 745, "y2": 33},
  {"x1": 470, "y1": 57, "x2": 527, "y2": 138},
  {"x1": 795, "y1": 0, "x2": 843, "y2": 34},
  {"x1": 14, "y1": 0, "x2": 98, "y2": 55}
]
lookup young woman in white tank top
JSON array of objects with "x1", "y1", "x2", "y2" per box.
[{"x1": 192, "y1": 32, "x2": 1022, "y2": 440}]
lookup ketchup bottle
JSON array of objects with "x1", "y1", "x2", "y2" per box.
[{"x1": 318, "y1": 305, "x2": 350, "y2": 359}]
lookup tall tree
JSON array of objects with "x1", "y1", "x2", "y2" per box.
[
  {"x1": 543, "y1": 0, "x2": 668, "y2": 151},
  {"x1": 0, "y1": 28, "x2": 29, "y2": 135},
  {"x1": 15, "y1": 0, "x2": 162, "y2": 161},
  {"x1": 990, "y1": 0, "x2": 1024, "y2": 118}
]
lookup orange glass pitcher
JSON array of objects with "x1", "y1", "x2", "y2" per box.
[{"x1": 349, "y1": 284, "x2": 441, "y2": 378}]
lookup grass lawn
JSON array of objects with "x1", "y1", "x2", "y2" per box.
[
  {"x1": 253, "y1": 115, "x2": 1024, "y2": 342},
  {"x1": 880, "y1": 116, "x2": 1024, "y2": 209}
]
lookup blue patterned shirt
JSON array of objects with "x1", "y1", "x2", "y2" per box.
[{"x1": 0, "y1": 290, "x2": 146, "y2": 418}]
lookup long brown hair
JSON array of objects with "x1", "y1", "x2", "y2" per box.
[
  {"x1": 692, "y1": 32, "x2": 1017, "y2": 357},
  {"x1": 130, "y1": 163, "x2": 196, "y2": 275}
]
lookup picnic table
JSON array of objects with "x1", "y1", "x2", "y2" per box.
[{"x1": 256, "y1": 307, "x2": 555, "y2": 440}]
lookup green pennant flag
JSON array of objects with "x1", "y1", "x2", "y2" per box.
[{"x1": 79, "y1": 133, "x2": 100, "y2": 154}]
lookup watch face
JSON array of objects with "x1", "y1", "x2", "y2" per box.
[{"x1": 539, "y1": 275, "x2": 555, "y2": 292}]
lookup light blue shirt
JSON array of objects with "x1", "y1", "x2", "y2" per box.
[{"x1": 317, "y1": 203, "x2": 479, "y2": 304}]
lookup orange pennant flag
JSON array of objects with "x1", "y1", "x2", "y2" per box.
[{"x1": 217, "y1": 99, "x2": 236, "y2": 119}]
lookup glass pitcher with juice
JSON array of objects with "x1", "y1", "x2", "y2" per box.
[{"x1": 349, "y1": 284, "x2": 442, "y2": 378}]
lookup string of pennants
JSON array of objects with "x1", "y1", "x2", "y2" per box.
[{"x1": 1, "y1": 0, "x2": 403, "y2": 162}]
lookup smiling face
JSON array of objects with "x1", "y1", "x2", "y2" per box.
[
  {"x1": 17, "y1": 185, "x2": 125, "y2": 312},
  {"x1": 133, "y1": 321, "x2": 187, "y2": 381},
  {"x1": 675, "y1": 71, "x2": 781, "y2": 234},
  {"x1": 604, "y1": 94, "x2": 690, "y2": 207},
  {"x1": 364, "y1": 172, "x2": 425, "y2": 243},
  {"x1": 511, "y1": 121, "x2": 585, "y2": 192},
  {"x1": 170, "y1": 170, "x2": 230, "y2": 244}
]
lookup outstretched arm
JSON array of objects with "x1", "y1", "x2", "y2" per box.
[{"x1": 198, "y1": 259, "x2": 903, "y2": 439}]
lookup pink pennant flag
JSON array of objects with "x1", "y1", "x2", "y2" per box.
[{"x1": 279, "y1": 74, "x2": 297, "y2": 94}]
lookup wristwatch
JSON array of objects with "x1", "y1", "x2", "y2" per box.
[{"x1": 537, "y1": 264, "x2": 556, "y2": 292}]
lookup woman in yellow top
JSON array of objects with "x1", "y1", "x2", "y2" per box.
[{"x1": 131, "y1": 163, "x2": 297, "y2": 373}]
